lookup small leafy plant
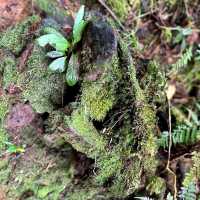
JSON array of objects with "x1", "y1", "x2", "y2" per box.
[{"x1": 37, "y1": 5, "x2": 87, "y2": 86}]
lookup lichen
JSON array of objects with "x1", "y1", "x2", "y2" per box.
[{"x1": 0, "y1": 15, "x2": 40, "y2": 55}]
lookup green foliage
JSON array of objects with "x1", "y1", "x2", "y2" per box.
[
  {"x1": 37, "y1": 5, "x2": 87, "y2": 86},
  {"x1": 179, "y1": 182, "x2": 196, "y2": 200},
  {"x1": 171, "y1": 46, "x2": 193, "y2": 72},
  {"x1": 3, "y1": 142, "x2": 25, "y2": 154},
  {"x1": 158, "y1": 124, "x2": 200, "y2": 148},
  {"x1": 183, "y1": 152, "x2": 200, "y2": 188},
  {"x1": 49, "y1": 56, "x2": 66, "y2": 72},
  {"x1": 66, "y1": 53, "x2": 79, "y2": 86},
  {"x1": 37, "y1": 33, "x2": 70, "y2": 52},
  {"x1": 0, "y1": 15, "x2": 40, "y2": 55},
  {"x1": 73, "y1": 5, "x2": 87, "y2": 45},
  {"x1": 146, "y1": 176, "x2": 166, "y2": 195},
  {"x1": 174, "y1": 27, "x2": 192, "y2": 49}
]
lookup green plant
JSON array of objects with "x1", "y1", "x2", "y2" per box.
[
  {"x1": 37, "y1": 5, "x2": 87, "y2": 86},
  {"x1": 173, "y1": 27, "x2": 192, "y2": 49},
  {"x1": 171, "y1": 46, "x2": 193, "y2": 72},
  {"x1": 179, "y1": 182, "x2": 196, "y2": 200},
  {"x1": 158, "y1": 124, "x2": 200, "y2": 148},
  {"x1": 0, "y1": 141, "x2": 25, "y2": 156}
]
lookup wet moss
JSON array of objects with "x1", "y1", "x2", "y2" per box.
[{"x1": 0, "y1": 16, "x2": 40, "y2": 55}]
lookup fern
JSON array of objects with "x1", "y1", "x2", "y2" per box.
[
  {"x1": 158, "y1": 124, "x2": 200, "y2": 148},
  {"x1": 171, "y1": 46, "x2": 193, "y2": 72},
  {"x1": 183, "y1": 152, "x2": 200, "y2": 187},
  {"x1": 179, "y1": 182, "x2": 196, "y2": 200}
]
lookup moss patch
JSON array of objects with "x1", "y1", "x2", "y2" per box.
[{"x1": 0, "y1": 15, "x2": 40, "y2": 55}]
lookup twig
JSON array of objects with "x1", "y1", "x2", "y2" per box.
[
  {"x1": 166, "y1": 98, "x2": 177, "y2": 199},
  {"x1": 97, "y1": 0, "x2": 125, "y2": 30}
]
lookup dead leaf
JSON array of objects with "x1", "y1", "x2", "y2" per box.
[{"x1": 166, "y1": 83, "x2": 176, "y2": 101}]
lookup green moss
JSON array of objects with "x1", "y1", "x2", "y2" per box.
[
  {"x1": 19, "y1": 45, "x2": 65, "y2": 113},
  {"x1": 64, "y1": 109, "x2": 107, "y2": 158},
  {"x1": 110, "y1": 157, "x2": 141, "y2": 197},
  {"x1": 142, "y1": 60, "x2": 166, "y2": 103},
  {"x1": 0, "y1": 15, "x2": 40, "y2": 55},
  {"x1": 107, "y1": 0, "x2": 129, "y2": 20},
  {"x1": 95, "y1": 150, "x2": 123, "y2": 185},
  {"x1": 81, "y1": 82, "x2": 115, "y2": 121},
  {"x1": 0, "y1": 53, "x2": 18, "y2": 89},
  {"x1": 0, "y1": 157, "x2": 11, "y2": 185},
  {"x1": 0, "y1": 98, "x2": 8, "y2": 120},
  {"x1": 81, "y1": 55, "x2": 121, "y2": 121},
  {"x1": 0, "y1": 98, "x2": 9, "y2": 151},
  {"x1": 0, "y1": 128, "x2": 7, "y2": 151},
  {"x1": 3, "y1": 144, "x2": 73, "y2": 200},
  {"x1": 67, "y1": 187, "x2": 102, "y2": 200}
]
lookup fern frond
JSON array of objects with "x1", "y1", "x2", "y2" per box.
[
  {"x1": 158, "y1": 124, "x2": 200, "y2": 148},
  {"x1": 183, "y1": 152, "x2": 200, "y2": 187},
  {"x1": 179, "y1": 182, "x2": 196, "y2": 200},
  {"x1": 171, "y1": 46, "x2": 193, "y2": 72}
]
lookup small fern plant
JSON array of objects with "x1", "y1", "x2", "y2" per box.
[
  {"x1": 158, "y1": 124, "x2": 200, "y2": 148},
  {"x1": 37, "y1": 5, "x2": 87, "y2": 86},
  {"x1": 171, "y1": 46, "x2": 193, "y2": 72},
  {"x1": 179, "y1": 182, "x2": 196, "y2": 200}
]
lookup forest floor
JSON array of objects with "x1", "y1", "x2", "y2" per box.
[{"x1": 0, "y1": 0, "x2": 200, "y2": 200}]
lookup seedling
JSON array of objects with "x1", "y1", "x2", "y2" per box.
[{"x1": 37, "y1": 5, "x2": 87, "y2": 86}]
